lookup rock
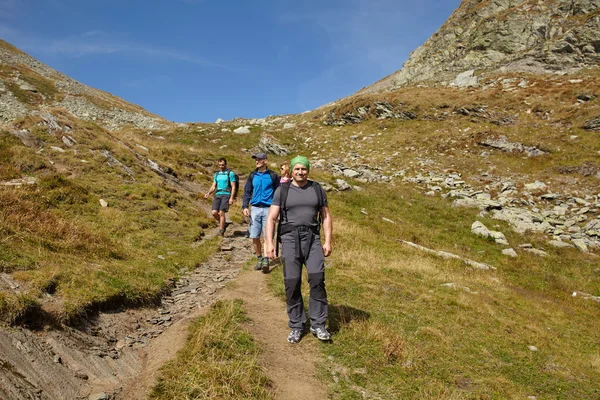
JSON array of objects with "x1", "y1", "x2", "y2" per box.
[
  {"x1": 62, "y1": 136, "x2": 76, "y2": 147},
  {"x1": 257, "y1": 134, "x2": 290, "y2": 156},
  {"x1": 528, "y1": 346, "x2": 538, "y2": 352},
  {"x1": 453, "y1": 70, "x2": 480, "y2": 87},
  {"x1": 100, "y1": 150, "x2": 135, "y2": 180},
  {"x1": 523, "y1": 248, "x2": 548, "y2": 257},
  {"x1": 53, "y1": 355, "x2": 62, "y2": 364},
  {"x1": 99, "y1": 199, "x2": 108, "y2": 207},
  {"x1": 215, "y1": 118, "x2": 225, "y2": 123},
  {"x1": 583, "y1": 116, "x2": 600, "y2": 132},
  {"x1": 335, "y1": 179, "x2": 352, "y2": 191},
  {"x1": 283, "y1": 123, "x2": 296, "y2": 129},
  {"x1": 572, "y1": 239, "x2": 589, "y2": 252},
  {"x1": 471, "y1": 221, "x2": 508, "y2": 245},
  {"x1": 233, "y1": 126, "x2": 251, "y2": 134},
  {"x1": 320, "y1": 182, "x2": 334, "y2": 192},
  {"x1": 147, "y1": 159, "x2": 163, "y2": 174},
  {"x1": 357, "y1": 0, "x2": 600, "y2": 95},
  {"x1": 50, "y1": 146, "x2": 65, "y2": 153},
  {"x1": 478, "y1": 135, "x2": 547, "y2": 156},
  {"x1": 525, "y1": 181, "x2": 547, "y2": 191},
  {"x1": 382, "y1": 217, "x2": 395, "y2": 224},
  {"x1": 502, "y1": 248, "x2": 518, "y2": 257},
  {"x1": 343, "y1": 169, "x2": 360, "y2": 178},
  {"x1": 541, "y1": 193, "x2": 560, "y2": 200},
  {"x1": 399, "y1": 240, "x2": 495, "y2": 270},
  {"x1": 572, "y1": 291, "x2": 600, "y2": 302},
  {"x1": 548, "y1": 240, "x2": 574, "y2": 248},
  {"x1": 492, "y1": 208, "x2": 551, "y2": 233}
]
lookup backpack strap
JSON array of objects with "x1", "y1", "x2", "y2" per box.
[
  {"x1": 276, "y1": 182, "x2": 291, "y2": 257},
  {"x1": 311, "y1": 181, "x2": 324, "y2": 225},
  {"x1": 268, "y1": 170, "x2": 278, "y2": 188},
  {"x1": 224, "y1": 168, "x2": 231, "y2": 189}
]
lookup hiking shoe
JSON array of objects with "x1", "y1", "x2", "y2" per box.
[
  {"x1": 261, "y1": 256, "x2": 269, "y2": 273},
  {"x1": 287, "y1": 329, "x2": 303, "y2": 344},
  {"x1": 218, "y1": 229, "x2": 225, "y2": 237},
  {"x1": 310, "y1": 326, "x2": 331, "y2": 341},
  {"x1": 253, "y1": 257, "x2": 263, "y2": 271}
]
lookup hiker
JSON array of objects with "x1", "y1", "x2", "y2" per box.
[
  {"x1": 242, "y1": 152, "x2": 280, "y2": 272},
  {"x1": 265, "y1": 156, "x2": 333, "y2": 344},
  {"x1": 280, "y1": 163, "x2": 291, "y2": 184},
  {"x1": 204, "y1": 157, "x2": 237, "y2": 237}
]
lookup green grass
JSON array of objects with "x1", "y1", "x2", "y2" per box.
[
  {"x1": 149, "y1": 299, "x2": 273, "y2": 400},
  {"x1": 264, "y1": 183, "x2": 600, "y2": 399}
]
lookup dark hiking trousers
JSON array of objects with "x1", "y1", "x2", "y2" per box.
[{"x1": 281, "y1": 228, "x2": 328, "y2": 330}]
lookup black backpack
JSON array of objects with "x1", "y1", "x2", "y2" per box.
[
  {"x1": 247, "y1": 169, "x2": 278, "y2": 189},
  {"x1": 276, "y1": 181, "x2": 324, "y2": 256},
  {"x1": 214, "y1": 169, "x2": 239, "y2": 198}
]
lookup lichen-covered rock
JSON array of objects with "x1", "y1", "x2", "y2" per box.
[{"x1": 359, "y1": 0, "x2": 600, "y2": 94}]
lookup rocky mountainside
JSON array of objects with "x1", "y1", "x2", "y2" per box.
[
  {"x1": 359, "y1": 0, "x2": 600, "y2": 94},
  {"x1": 0, "y1": 9, "x2": 599, "y2": 399},
  {"x1": 0, "y1": 40, "x2": 169, "y2": 131}
]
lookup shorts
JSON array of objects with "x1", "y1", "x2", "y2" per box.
[
  {"x1": 212, "y1": 194, "x2": 230, "y2": 212},
  {"x1": 249, "y1": 206, "x2": 269, "y2": 238}
]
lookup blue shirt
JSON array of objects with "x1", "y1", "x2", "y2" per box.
[
  {"x1": 242, "y1": 169, "x2": 279, "y2": 208},
  {"x1": 250, "y1": 171, "x2": 275, "y2": 206},
  {"x1": 214, "y1": 170, "x2": 236, "y2": 195}
]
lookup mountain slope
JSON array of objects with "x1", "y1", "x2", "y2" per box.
[
  {"x1": 0, "y1": 39, "x2": 169, "y2": 131},
  {"x1": 359, "y1": 0, "x2": 600, "y2": 94}
]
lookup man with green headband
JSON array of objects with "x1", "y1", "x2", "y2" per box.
[{"x1": 265, "y1": 156, "x2": 333, "y2": 343}]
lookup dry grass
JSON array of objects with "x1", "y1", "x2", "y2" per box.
[{"x1": 265, "y1": 180, "x2": 599, "y2": 398}]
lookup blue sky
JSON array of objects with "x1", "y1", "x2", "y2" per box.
[{"x1": 0, "y1": 0, "x2": 461, "y2": 123}]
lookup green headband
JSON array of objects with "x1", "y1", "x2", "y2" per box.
[{"x1": 290, "y1": 156, "x2": 310, "y2": 172}]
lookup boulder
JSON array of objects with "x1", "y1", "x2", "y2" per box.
[
  {"x1": 453, "y1": 70, "x2": 480, "y2": 87},
  {"x1": 335, "y1": 179, "x2": 352, "y2": 191},
  {"x1": 233, "y1": 126, "x2": 251, "y2": 134}
]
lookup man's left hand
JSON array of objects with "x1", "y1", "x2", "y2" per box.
[{"x1": 323, "y1": 242, "x2": 332, "y2": 257}]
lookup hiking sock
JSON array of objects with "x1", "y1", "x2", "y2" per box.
[{"x1": 253, "y1": 255, "x2": 263, "y2": 271}]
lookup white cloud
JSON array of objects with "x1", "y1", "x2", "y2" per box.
[{"x1": 2, "y1": 28, "x2": 232, "y2": 70}]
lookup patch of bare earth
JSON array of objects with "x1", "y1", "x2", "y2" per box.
[
  {"x1": 221, "y1": 261, "x2": 328, "y2": 400},
  {"x1": 117, "y1": 225, "x2": 326, "y2": 400}
]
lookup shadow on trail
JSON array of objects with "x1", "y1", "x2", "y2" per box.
[{"x1": 328, "y1": 304, "x2": 370, "y2": 334}]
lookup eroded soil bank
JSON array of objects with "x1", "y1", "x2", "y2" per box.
[
  {"x1": 0, "y1": 226, "x2": 248, "y2": 400},
  {"x1": 1, "y1": 225, "x2": 328, "y2": 400}
]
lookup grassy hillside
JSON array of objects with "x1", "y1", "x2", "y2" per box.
[
  {"x1": 1, "y1": 47, "x2": 599, "y2": 397},
  {"x1": 0, "y1": 110, "x2": 296, "y2": 323},
  {"x1": 146, "y1": 69, "x2": 599, "y2": 399}
]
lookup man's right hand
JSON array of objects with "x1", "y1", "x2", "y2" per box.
[
  {"x1": 243, "y1": 208, "x2": 249, "y2": 217},
  {"x1": 204, "y1": 193, "x2": 210, "y2": 199},
  {"x1": 265, "y1": 243, "x2": 275, "y2": 260}
]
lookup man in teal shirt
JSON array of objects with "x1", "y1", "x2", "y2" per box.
[{"x1": 205, "y1": 158, "x2": 237, "y2": 236}]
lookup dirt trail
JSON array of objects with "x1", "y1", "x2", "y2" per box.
[
  {"x1": 221, "y1": 258, "x2": 328, "y2": 399},
  {"x1": 0, "y1": 223, "x2": 327, "y2": 399},
  {"x1": 117, "y1": 224, "x2": 327, "y2": 399}
]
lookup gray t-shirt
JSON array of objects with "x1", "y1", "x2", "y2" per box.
[{"x1": 272, "y1": 181, "x2": 328, "y2": 228}]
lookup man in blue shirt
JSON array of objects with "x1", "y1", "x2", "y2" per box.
[
  {"x1": 242, "y1": 152, "x2": 280, "y2": 272},
  {"x1": 205, "y1": 158, "x2": 237, "y2": 236}
]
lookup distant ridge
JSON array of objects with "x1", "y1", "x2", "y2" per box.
[
  {"x1": 358, "y1": 0, "x2": 600, "y2": 94},
  {"x1": 0, "y1": 39, "x2": 169, "y2": 131}
]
